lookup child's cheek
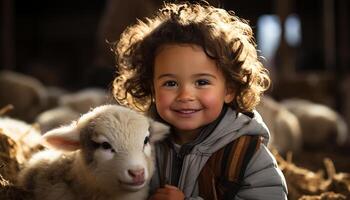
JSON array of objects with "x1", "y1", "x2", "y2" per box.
[
  {"x1": 200, "y1": 92, "x2": 225, "y2": 111},
  {"x1": 155, "y1": 91, "x2": 173, "y2": 108}
]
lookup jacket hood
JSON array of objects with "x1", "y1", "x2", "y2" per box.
[
  {"x1": 152, "y1": 107, "x2": 272, "y2": 196},
  {"x1": 195, "y1": 107, "x2": 270, "y2": 154}
]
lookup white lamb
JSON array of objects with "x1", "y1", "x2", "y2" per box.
[
  {"x1": 281, "y1": 98, "x2": 349, "y2": 148},
  {"x1": 256, "y1": 96, "x2": 302, "y2": 154},
  {"x1": 17, "y1": 104, "x2": 169, "y2": 200}
]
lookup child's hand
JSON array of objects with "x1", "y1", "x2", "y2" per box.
[{"x1": 149, "y1": 184, "x2": 185, "y2": 200}]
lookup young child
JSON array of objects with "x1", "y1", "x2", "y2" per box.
[{"x1": 113, "y1": 2, "x2": 287, "y2": 199}]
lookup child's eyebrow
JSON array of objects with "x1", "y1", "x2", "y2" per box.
[
  {"x1": 156, "y1": 74, "x2": 176, "y2": 79},
  {"x1": 156, "y1": 73, "x2": 217, "y2": 79},
  {"x1": 193, "y1": 73, "x2": 217, "y2": 79}
]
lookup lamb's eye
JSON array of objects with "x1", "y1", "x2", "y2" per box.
[
  {"x1": 101, "y1": 142, "x2": 112, "y2": 150},
  {"x1": 144, "y1": 136, "x2": 150, "y2": 145},
  {"x1": 91, "y1": 140, "x2": 100, "y2": 149},
  {"x1": 92, "y1": 140, "x2": 115, "y2": 153}
]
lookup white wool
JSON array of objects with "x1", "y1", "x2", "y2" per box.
[{"x1": 18, "y1": 104, "x2": 169, "y2": 200}]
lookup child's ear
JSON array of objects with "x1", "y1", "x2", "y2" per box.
[
  {"x1": 42, "y1": 123, "x2": 81, "y2": 151},
  {"x1": 224, "y1": 87, "x2": 236, "y2": 104}
]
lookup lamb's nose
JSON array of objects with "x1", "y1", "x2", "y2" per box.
[{"x1": 128, "y1": 168, "x2": 145, "y2": 179}]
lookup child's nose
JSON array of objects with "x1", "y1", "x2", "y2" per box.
[{"x1": 176, "y1": 86, "x2": 194, "y2": 102}]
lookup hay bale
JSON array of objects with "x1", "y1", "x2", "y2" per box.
[
  {"x1": 0, "y1": 174, "x2": 34, "y2": 200},
  {"x1": 0, "y1": 131, "x2": 33, "y2": 199},
  {"x1": 0, "y1": 116, "x2": 43, "y2": 182},
  {"x1": 0, "y1": 132, "x2": 20, "y2": 182},
  {"x1": 274, "y1": 151, "x2": 350, "y2": 200},
  {"x1": 0, "y1": 121, "x2": 39, "y2": 199},
  {"x1": 0, "y1": 117, "x2": 43, "y2": 162},
  {"x1": 298, "y1": 192, "x2": 346, "y2": 200},
  {"x1": 328, "y1": 173, "x2": 350, "y2": 197}
]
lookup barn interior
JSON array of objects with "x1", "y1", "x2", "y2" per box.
[{"x1": 1, "y1": 0, "x2": 350, "y2": 199}]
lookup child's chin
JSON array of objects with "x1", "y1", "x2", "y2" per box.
[{"x1": 173, "y1": 124, "x2": 203, "y2": 133}]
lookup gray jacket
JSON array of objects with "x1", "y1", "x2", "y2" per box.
[{"x1": 149, "y1": 107, "x2": 288, "y2": 199}]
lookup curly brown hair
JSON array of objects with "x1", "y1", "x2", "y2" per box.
[{"x1": 113, "y1": 2, "x2": 270, "y2": 113}]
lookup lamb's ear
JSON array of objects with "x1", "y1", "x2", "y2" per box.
[
  {"x1": 149, "y1": 120, "x2": 169, "y2": 142},
  {"x1": 42, "y1": 123, "x2": 81, "y2": 151}
]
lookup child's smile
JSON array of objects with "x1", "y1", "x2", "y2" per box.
[
  {"x1": 153, "y1": 44, "x2": 234, "y2": 142},
  {"x1": 171, "y1": 107, "x2": 202, "y2": 118}
]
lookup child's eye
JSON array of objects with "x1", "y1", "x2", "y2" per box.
[
  {"x1": 162, "y1": 80, "x2": 177, "y2": 87},
  {"x1": 195, "y1": 79, "x2": 210, "y2": 86}
]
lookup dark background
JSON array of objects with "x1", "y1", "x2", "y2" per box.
[
  {"x1": 1, "y1": 1, "x2": 350, "y2": 199},
  {"x1": 1, "y1": 0, "x2": 350, "y2": 116}
]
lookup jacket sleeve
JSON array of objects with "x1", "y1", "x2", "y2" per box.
[{"x1": 235, "y1": 145, "x2": 288, "y2": 200}]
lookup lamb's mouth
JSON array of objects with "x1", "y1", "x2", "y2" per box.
[{"x1": 119, "y1": 180, "x2": 146, "y2": 190}]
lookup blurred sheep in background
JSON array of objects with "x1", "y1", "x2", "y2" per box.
[
  {"x1": 257, "y1": 96, "x2": 302, "y2": 154},
  {"x1": 0, "y1": 70, "x2": 48, "y2": 122},
  {"x1": 36, "y1": 88, "x2": 113, "y2": 133},
  {"x1": 35, "y1": 107, "x2": 80, "y2": 133},
  {"x1": 281, "y1": 98, "x2": 349, "y2": 149},
  {"x1": 58, "y1": 88, "x2": 112, "y2": 114},
  {"x1": 0, "y1": 70, "x2": 114, "y2": 133}
]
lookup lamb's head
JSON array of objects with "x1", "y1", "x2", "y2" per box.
[{"x1": 41, "y1": 104, "x2": 169, "y2": 193}]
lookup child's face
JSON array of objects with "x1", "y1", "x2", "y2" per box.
[{"x1": 153, "y1": 44, "x2": 234, "y2": 134}]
